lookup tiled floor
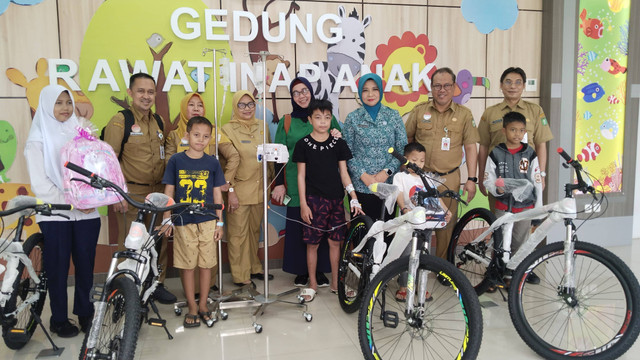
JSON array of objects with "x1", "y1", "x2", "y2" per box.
[{"x1": 3, "y1": 239, "x2": 640, "y2": 359}]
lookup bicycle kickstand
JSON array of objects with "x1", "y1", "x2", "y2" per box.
[
  {"x1": 31, "y1": 307, "x2": 65, "y2": 356},
  {"x1": 147, "y1": 299, "x2": 174, "y2": 340}
]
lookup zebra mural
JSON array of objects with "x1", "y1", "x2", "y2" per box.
[{"x1": 300, "y1": 6, "x2": 371, "y2": 122}]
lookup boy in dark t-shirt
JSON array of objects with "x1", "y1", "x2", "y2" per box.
[
  {"x1": 293, "y1": 99, "x2": 364, "y2": 302},
  {"x1": 162, "y1": 116, "x2": 225, "y2": 328}
]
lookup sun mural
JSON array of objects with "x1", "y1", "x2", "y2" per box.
[{"x1": 371, "y1": 32, "x2": 438, "y2": 116}]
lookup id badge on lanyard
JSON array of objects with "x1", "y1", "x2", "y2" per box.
[
  {"x1": 441, "y1": 126, "x2": 450, "y2": 151},
  {"x1": 157, "y1": 130, "x2": 165, "y2": 159}
]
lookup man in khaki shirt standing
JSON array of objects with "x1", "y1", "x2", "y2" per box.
[
  {"x1": 477, "y1": 67, "x2": 553, "y2": 200},
  {"x1": 103, "y1": 73, "x2": 176, "y2": 304},
  {"x1": 405, "y1": 67, "x2": 480, "y2": 259}
]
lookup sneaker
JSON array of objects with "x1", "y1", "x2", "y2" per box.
[
  {"x1": 526, "y1": 272, "x2": 541, "y2": 284},
  {"x1": 153, "y1": 283, "x2": 177, "y2": 304},
  {"x1": 251, "y1": 273, "x2": 274, "y2": 281},
  {"x1": 294, "y1": 274, "x2": 309, "y2": 287},
  {"x1": 317, "y1": 272, "x2": 330, "y2": 288},
  {"x1": 78, "y1": 315, "x2": 93, "y2": 333},
  {"x1": 50, "y1": 319, "x2": 79, "y2": 338}
]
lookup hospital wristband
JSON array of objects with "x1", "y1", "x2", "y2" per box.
[
  {"x1": 350, "y1": 199, "x2": 362, "y2": 210},
  {"x1": 216, "y1": 222, "x2": 224, "y2": 227},
  {"x1": 345, "y1": 184, "x2": 355, "y2": 193},
  {"x1": 161, "y1": 218, "x2": 173, "y2": 227}
]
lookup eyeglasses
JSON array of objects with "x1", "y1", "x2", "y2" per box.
[
  {"x1": 237, "y1": 102, "x2": 256, "y2": 110},
  {"x1": 292, "y1": 88, "x2": 310, "y2": 98},
  {"x1": 432, "y1": 83, "x2": 454, "y2": 91},
  {"x1": 504, "y1": 79, "x2": 523, "y2": 86}
]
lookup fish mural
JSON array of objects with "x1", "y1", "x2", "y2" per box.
[
  {"x1": 583, "y1": 111, "x2": 592, "y2": 120},
  {"x1": 600, "y1": 57, "x2": 627, "y2": 75},
  {"x1": 607, "y1": 94, "x2": 620, "y2": 104},
  {"x1": 587, "y1": 51, "x2": 598, "y2": 62},
  {"x1": 579, "y1": 8, "x2": 604, "y2": 40},
  {"x1": 577, "y1": 142, "x2": 601, "y2": 162},
  {"x1": 608, "y1": 0, "x2": 630, "y2": 13},
  {"x1": 600, "y1": 119, "x2": 619, "y2": 140},
  {"x1": 581, "y1": 82, "x2": 605, "y2": 103}
]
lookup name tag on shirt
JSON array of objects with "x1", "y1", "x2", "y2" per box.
[{"x1": 441, "y1": 137, "x2": 450, "y2": 151}]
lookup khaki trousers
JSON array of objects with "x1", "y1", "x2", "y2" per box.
[
  {"x1": 434, "y1": 169, "x2": 461, "y2": 259},
  {"x1": 226, "y1": 203, "x2": 264, "y2": 283}
]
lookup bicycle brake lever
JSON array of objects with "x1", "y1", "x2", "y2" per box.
[{"x1": 55, "y1": 213, "x2": 71, "y2": 220}]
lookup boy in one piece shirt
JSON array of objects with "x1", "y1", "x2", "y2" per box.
[
  {"x1": 484, "y1": 111, "x2": 542, "y2": 286},
  {"x1": 162, "y1": 116, "x2": 225, "y2": 328},
  {"x1": 293, "y1": 99, "x2": 364, "y2": 302}
]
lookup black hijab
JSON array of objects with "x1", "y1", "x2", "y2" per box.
[{"x1": 289, "y1": 76, "x2": 315, "y2": 120}]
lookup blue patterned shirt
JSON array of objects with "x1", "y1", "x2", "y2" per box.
[{"x1": 343, "y1": 105, "x2": 408, "y2": 194}]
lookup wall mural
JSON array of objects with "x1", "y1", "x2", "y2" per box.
[
  {"x1": 575, "y1": 1, "x2": 629, "y2": 193},
  {"x1": 0, "y1": 0, "x2": 44, "y2": 16},
  {"x1": 461, "y1": 0, "x2": 519, "y2": 34}
]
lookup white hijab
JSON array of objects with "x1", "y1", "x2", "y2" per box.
[{"x1": 25, "y1": 85, "x2": 80, "y2": 190}]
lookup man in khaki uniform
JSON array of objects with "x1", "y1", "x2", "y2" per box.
[
  {"x1": 478, "y1": 67, "x2": 553, "y2": 204},
  {"x1": 405, "y1": 67, "x2": 480, "y2": 259},
  {"x1": 103, "y1": 73, "x2": 176, "y2": 304}
]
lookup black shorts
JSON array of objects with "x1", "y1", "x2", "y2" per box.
[{"x1": 302, "y1": 194, "x2": 346, "y2": 245}]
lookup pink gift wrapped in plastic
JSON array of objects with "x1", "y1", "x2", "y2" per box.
[{"x1": 61, "y1": 127, "x2": 128, "y2": 209}]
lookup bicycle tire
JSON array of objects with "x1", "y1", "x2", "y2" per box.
[
  {"x1": 338, "y1": 215, "x2": 373, "y2": 313},
  {"x1": 79, "y1": 277, "x2": 141, "y2": 360},
  {"x1": 448, "y1": 208, "x2": 499, "y2": 294},
  {"x1": 508, "y1": 241, "x2": 640, "y2": 360},
  {"x1": 358, "y1": 254, "x2": 483, "y2": 360},
  {"x1": 2, "y1": 233, "x2": 46, "y2": 350}
]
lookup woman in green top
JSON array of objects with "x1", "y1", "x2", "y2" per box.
[{"x1": 272, "y1": 77, "x2": 342, "y2": 287}]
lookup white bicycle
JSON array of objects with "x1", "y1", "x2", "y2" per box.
[
  {"x1": 448, "y1": 148, "x2": 640, "y2": 359},
  {"x1": 0, "y1": 196, "x2": 71, "y2": 353},
  {"x1": 347, "y1": 148, "x2": 483, "y2": 360}
]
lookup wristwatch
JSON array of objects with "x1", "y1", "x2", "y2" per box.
[
  {"x1": 384, "y1": 168, "x2": 393, "y2": 176},
  {"x1": 540, "y1": 171, "x2": 547, "y2": 177},
  {"x1": 229, "y1": 187, "x2": 235, "y2": 193},
  {"x1": 467, "y1": 177, "x2": 478, "y2": 183}
]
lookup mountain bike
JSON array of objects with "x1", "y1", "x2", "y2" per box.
[
  {"x1": 447, "y1": 148, "x2": 640, "y2": 359},
  {"x1": 355, "y1": 148, "x2": 483, "y2": 360},
  {"x1": 65, "y1": 162, "x2": 223, "y2": 360},
  {"x1": 0, "y1": 196, "x2": 71, "y2": 353}
]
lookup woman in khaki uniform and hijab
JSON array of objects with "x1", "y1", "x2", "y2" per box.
[{"x1": 222, "y1": 91, "x2": 270, "y2": 286}]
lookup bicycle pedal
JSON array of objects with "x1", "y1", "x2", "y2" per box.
[
  {"x1": 90, "y1": 284, "x2": 104, "y2": 302},
  {"x1": 352, "y1": 252, "x2": 364, "y2": 258},
  {"x1": 148, "y1": 318, "x2": 166, "y2": 327},
  {"x1": 382, "y1": 311, "x2": 399, "y2": 329}
]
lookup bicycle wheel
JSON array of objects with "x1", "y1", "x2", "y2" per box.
[
  {"x1": 448, "y1": 208, "x2": 499, "y2": 294},
  {"x1": 338, "y1": 215, "x2": 373, "y2": 313},
  {"x1": 80, "y1": 277, "x2": 141, "y2": 360},
  {"x1": 358, "y1": 254, "x2": 483, "y2": 360},
  {"x1": 508, "y1": 241, "x2": 640, "y2": 360},
  {"x1": 2, "y1": 233, "x2": 46, "y2": 350}
]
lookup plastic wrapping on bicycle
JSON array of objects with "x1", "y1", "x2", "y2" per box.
[
  {"x1": 65, "y1": 161, "x2": 223, "y2": 213},
  {"x1": 387, "y1": 147, "x2": 467, "y2": 206},
  {"x1": 0, "y1": 195, "x2": 72, "y2": 217}
]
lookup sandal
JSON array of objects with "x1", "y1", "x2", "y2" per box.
[
  {"x1": 199, "y1": 311, "x2": 215, "y2": 328},
  {"x1": 395, "y1": 289, "x2": 407, "y2": 302},
  {"x1": 183, "y1": 313, "x2": 200, "y2": 328},
  {"x1": 299, "y1": 288, "x2": 316, "y2": 302}
]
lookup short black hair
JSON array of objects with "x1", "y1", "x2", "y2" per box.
[
  {"x1": 431, "y1": 67, "x2": 456, "y2": 84},
  {"x1": 307, "y1": 99, "x2": 333, "y2": 116},
  {"x1": 129, "y1": 73, "x2": 156, "y2": 90},
  {"x1": 500, "y1": 67, "x2": 527, "y2": 83},
  {"x1": 186, "y1": 116, "x2": 213, "y2": 133},
  {"x1": 404, "y1": 142, "x2": 426, "y2": 155},
  {"x1": 503, "y1": 111, "x2": 526, "y2": 128}
]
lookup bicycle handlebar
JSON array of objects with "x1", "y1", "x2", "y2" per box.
[
  {"x1": 388, "y1": 148, "x2": 468, "y2": 206},
  {"x1": 0, "y1": 197, "x2": 73, "y2": 218},
  {"x1": 64, "y1": 162, "x2": 224, "y2": 213},
  {"x1": 556, "y1": 148, "x2": 596, "y2": 198}
]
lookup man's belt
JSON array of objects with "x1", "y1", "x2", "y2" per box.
[
  {"x1": 127, "y1": 181, "x2": 161, "y2": 186},
  {"x1": 433, "y1": 166, "x2": 459, "y2": 177}
]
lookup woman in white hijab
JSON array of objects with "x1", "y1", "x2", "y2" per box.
[{"x1": 24, "y1": 85, "x2": 100, "y2": 338}]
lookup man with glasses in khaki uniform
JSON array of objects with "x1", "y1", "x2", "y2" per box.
[
  {"x1": 478, "y1": 67, "x2": 553, "y2": 198},
  {"x1": 405, "y1": 67, "x2": 480, "y2": 260}
]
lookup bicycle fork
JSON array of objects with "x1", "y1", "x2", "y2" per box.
[
  {"x1": 405, "y1": 231, "x2": 430, "y2": 318},
  {"x1": 560, "y1": 221, "x2": 578, "y2": 307}
]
